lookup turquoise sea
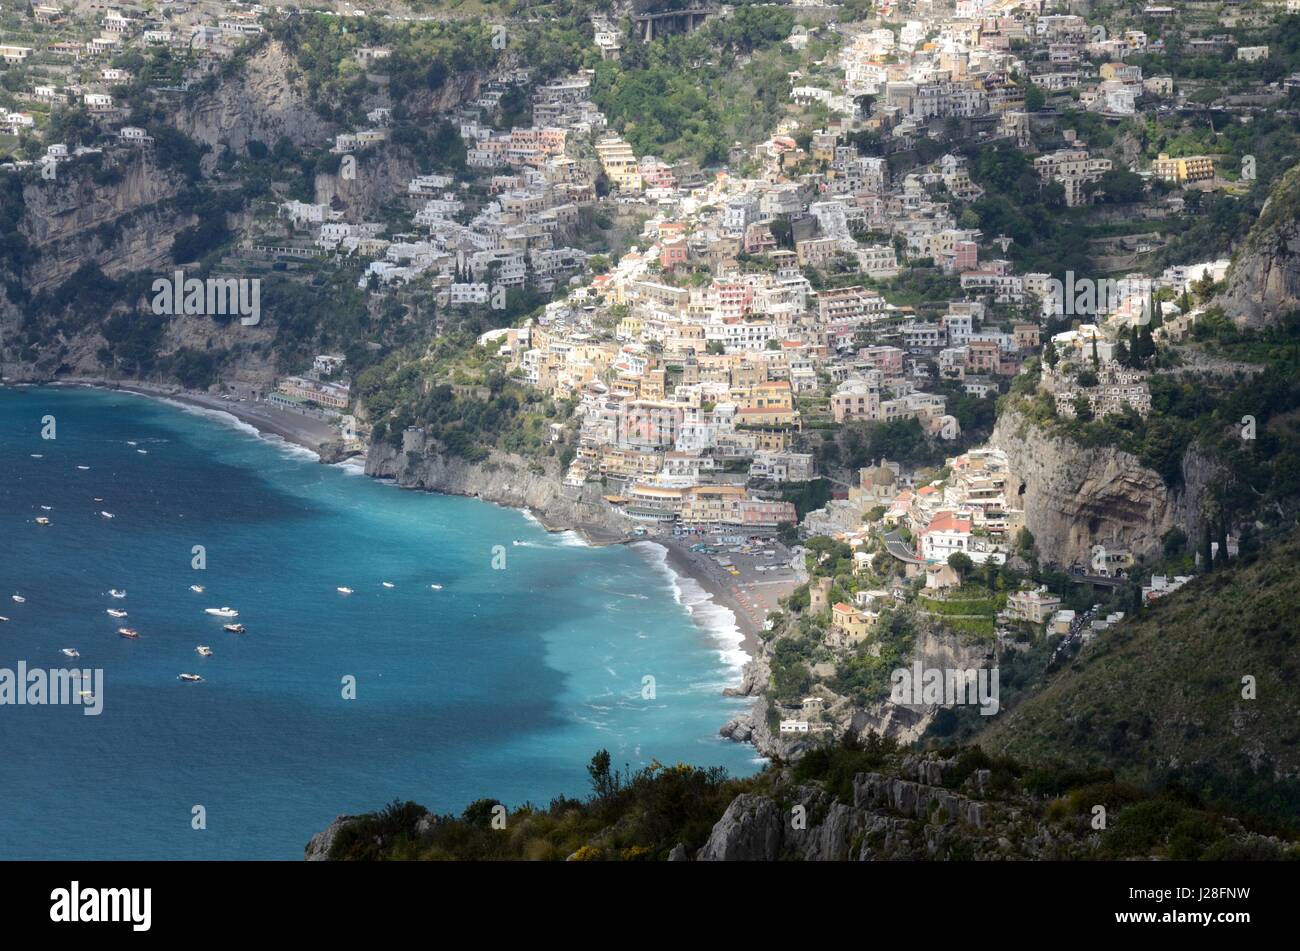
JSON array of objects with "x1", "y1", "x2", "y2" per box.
[{"x1": 0, "y1": 386, "x2": 760, "y2": 859}]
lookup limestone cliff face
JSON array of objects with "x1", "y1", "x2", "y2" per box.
[
  {"x1": 695, "y1": 759, "x2": 1064, "y2": 861},
  {"x1": 314, "y1": 149, "x2": 421, "y2": 222},
  {"x1": 175, "y1": 41, "x2": 337, "y2": 158},
  {"x1": 1219, "y1": 162, "x2": 1300, "y2": 328},
  {"x1": 365, "y1": 431, "x2": 632, "y2": 541},
  {"x1": 991, "y1": 408, "x2": 1217, "y2": 567},
  {"x1": 16, "y1": 154, "x2": 190, "y2": 293}
]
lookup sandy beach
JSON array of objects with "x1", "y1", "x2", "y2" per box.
[
  {"x1": 657, "y1": 536, "x2": 799, "y2": 656},
  {"x1": 52, "y1": 379, "x2": 339, "y2": 457}
]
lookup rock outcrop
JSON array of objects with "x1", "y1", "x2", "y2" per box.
[
  {"x1": 175, "y1": 41, "x2": 337, "y2": 160},
  {"x1": 695, "y1": 794, "x2": 785, "y2": 861},
  {"x1": 1218, "y1": 162, "x2": 1300, "y2": 328},
  {"x1": 991, "y1": 407, "x2": 1218, "y2": 566},
  {"x1": 366, "y1": 430, "x2": 633, "y2": 542},
  {"x1": 13, "y1": 153, "x2": 190, "y2": 294},
  {"x1": 304, "y1": 815, "x2": 358, "y2": 861},
  {"x1": 696, "y1": 759, "x2": 1011, "y2": 861},
  {"x1": 724, "y1": 623, "x2": 993, "y2": 760}
]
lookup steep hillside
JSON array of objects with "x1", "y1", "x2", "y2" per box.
[
  {"x1": 990, "y1": 406, "x2": 1219, "y2": 565},
  {"x1": 1220, "y1": 162, "x2": 1300, "y2": 328},
  {"x1": 979, "y1": 532, "x2": 1300, "y2": 819}
]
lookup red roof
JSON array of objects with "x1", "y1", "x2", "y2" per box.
[{"x1": 924, "y1": 512, "x2": 972, "y2": 535}]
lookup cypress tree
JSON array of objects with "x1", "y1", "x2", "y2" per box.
[{"x1": 1201, "y1": 522, "x2": 1213, "y2": 571}]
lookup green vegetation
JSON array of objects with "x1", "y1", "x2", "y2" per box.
[
  {"x1": 980, "y1": 527, "x2": 1300, "y2": 824},
  {"x1": 328, "y1": 752, "x2": 754, "y2": 861},
  {"x1": 325, "y1": 734, "x2": 1298, "y2": 860},
  {"x1": 592, "y1": 7, "x2": 808, "y2": 165},
  {"x1": 355, "y1": 332, "x2": 575, "y2": 464}
]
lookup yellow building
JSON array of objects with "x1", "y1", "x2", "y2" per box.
[
  {"x1": 680, "y1": 485, "x2": 748, "y2": 528},
  {"x1": 595, "y1": 135, "x2": 643, "y2": 192},
  {"x1": 829, "y1": 602, "x2": 876, "y2": 646},
  {"x1": 1151, "y1": 153, "x2": 1215, "y2": 184}
]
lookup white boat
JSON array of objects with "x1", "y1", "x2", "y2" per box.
[
  {"x1": 127, "y1": 441, "x2": 137, "y2": 446},
  {"x1": 382, "y1": 581, "x2": 395, "y2": 588},
  {"x1": 61, "y1": 648, "x2": 80, "y2": 658},
  {"x1": 189, "y1": 584, "x2": 205, "y2": 593},
  {"x1": 178, "y1": 673, "x2": 203, "y2": 683},
  {"x1": 109, "y1": 589, "x2": 126, "y2": 598},
  {"x1": 117, "y1": 627, "x2": 140, "y2": 639},
  {"x1": 429, "y1": 584, "x2": 443, "y2": 591},
  {"x1": 337, "y1": 586, "x2": 353, "y2": 595},
  {"x1": 40, "y1": 505, "x2": 51, "y2": 510},
  {"x1": 196, "y1": 646, "x2": 213, "y2": 656},
  {"x1": 30, "y1": 454, "x2": 42, "y2": 459},
  {"x1": 100, "y1": 511, "x2": 115, "y2": 519},
  {"x1": 11, "y1": 595, "x2": 25, "y2": 603},
  {"x1": 106, "y1": 608, "x2": 128, "y2": 619},
  {"x1": 0, "y1": 616, "x2": 9, "y2": 622},
  {"x1": 77, "y1": 465, "x2": 90, "y2": 470},
  {"x1": 204, "y1": 607, "x2": 238, "y2": 618},
  {"x1": 223, "y1": 623, "x2": 245, "y2": 634},
  {"x1": 137, "y1": 449, "x2": 147, "y2": 454},
  {"x1": 35, "y1": 517, "x2": 50, "y2": 526}
]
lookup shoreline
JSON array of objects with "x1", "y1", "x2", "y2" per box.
[
  {"x1": 47, "y1": 378, "x2": 339, "y2": 459},
  {"x1": 32, "y1": 378, "x2": 773, "y2": 714},
  {"x1": 655, "y1": 538, "x2": 764, "y2": 655}
]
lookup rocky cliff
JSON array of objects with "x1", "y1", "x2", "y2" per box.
[
  {"x1": 991, "y1": 407, "x2": 1217, "y2": 566},
  {"x1": 13, "y1": 153, "x2": 190, "y2": 294},
  {"x1": 314, "y1": 149, "x2": 421, "y2": 223},
  {"x1": 696, "y1": 762, "x2": 999, "y2": 861},
  {"x1": 175, "y1": 41, "x2": 337, "y2": 162},
  {"x1": 723, "y1": 625, "x2": 994, "y2": 760},
  {"x1": 366, "y1": 430, "x2": 633, "y2": 542},
  {"x1": 1219, "y1": 162, "x2": 1300, "y2": 328},
  {"x1": 306, "y1": 745, "x2": 1296, "y2": 860}
]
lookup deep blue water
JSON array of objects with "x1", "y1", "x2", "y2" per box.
[{"x1": 0, "y1": 387, "x2": 759, "y2": 859}]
